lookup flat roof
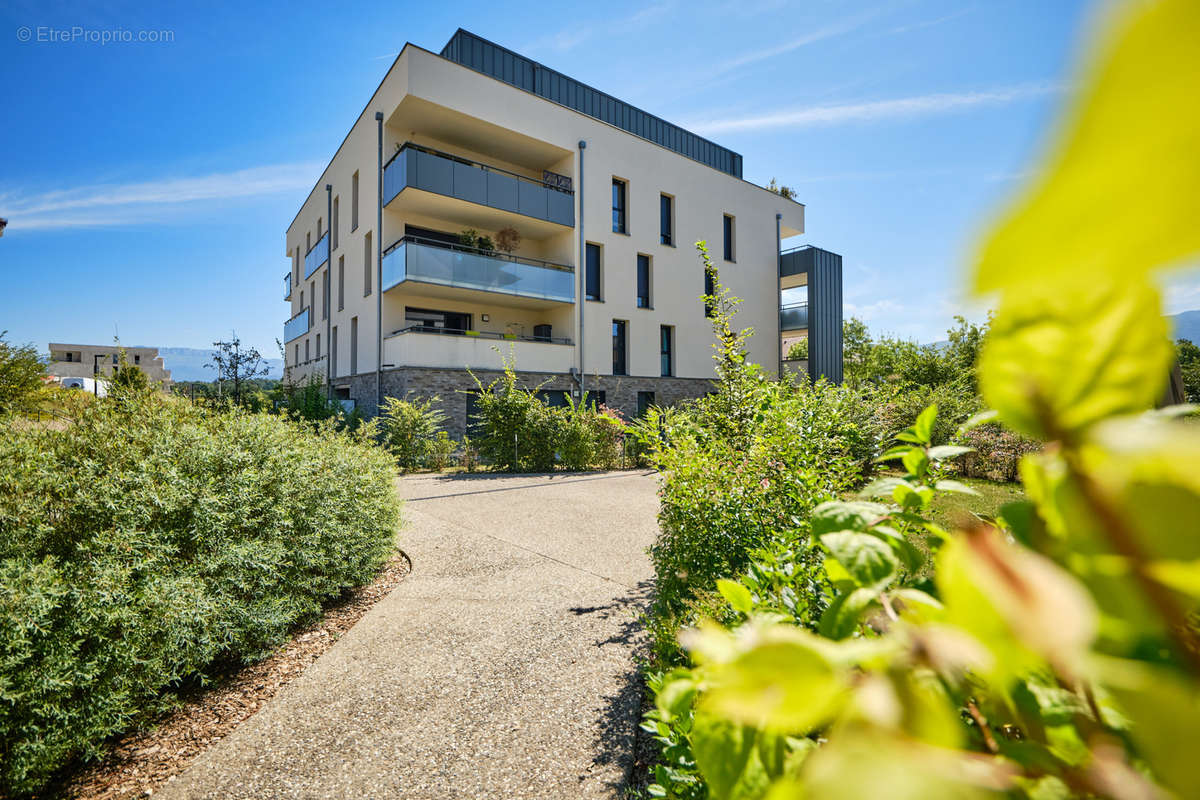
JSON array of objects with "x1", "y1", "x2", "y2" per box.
[{"x1": 440, "y1": 29, "x2": 743, "y2": 179}]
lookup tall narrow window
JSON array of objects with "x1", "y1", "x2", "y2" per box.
[
  {"x1": 309, "y1": 281, "x2": 315, "y2": 312},
  {"x1": 331, "y1": 326, "x2": 338, "y2": 377},
  {"x1": 660, "y1": 194, "x2": 673, "y2": 245},
  {"x1": 322, "y1": 272, "x2": 329, "y2": 320},
  {"x1": 294, "y1": 343, "x2": 299, "y2": 365},
  {"x1": 704, "y1": 266, "x2": 716, "y2": 318},
  {"x1": 317, "y1": 218, "x2": 323, "y2": 239},
  {"x1": 300, "y1": 289, "x2": 304, "y2": 308},
  {"x1": 351, "y1": 171, "x2": 360, "y2": 231},
  {"x1": 332, "y1": 196, "x2": 340, "y2": 250},
  {"x1": 612, "y1": 178, "x2": 627, "y2": 234},
  {"x1": 586, "y1": 242, "x2": 602, "y2": 301},
  {"x1": 306, "y1": 231, "x2": 311, "y2": 252},
  {"x1": 637, "y1": 254, "x2": 651, "y2": 308},
  {"x1": 612, "y1": 320, "x2": 627, "y2": 376},
  {"x1": 294, "y1": 247, "x2": 300, "y2": 285},
  {"x1": 350, "y1": 317, "x2": 359, "y2": 374},
  {"x1": 305, "y1": 338, "x2": 311, "y2": 362},
  {"x1": 316, "y1": 333, "x2": 321, "y2": 359},
  {"x1": 660, "y1": 325, "x2": 673, "y2": 376},
  {"x1": 723, "y1": 214, "x2": 735, "y2": 262},
  {"x1": 364, "y1": 231, "x2": 373, "y2": 295},
  {"x1": 337, "y1": 256, "x2": 345, "y2": 310}
]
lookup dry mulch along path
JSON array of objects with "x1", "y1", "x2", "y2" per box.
[{"x1": 54, "y1": 552, "x2": 412, "y2": 800}]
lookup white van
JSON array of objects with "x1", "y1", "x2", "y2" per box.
[{"x1": 60, "y1": 377, "x2": 107, "y2": 397}]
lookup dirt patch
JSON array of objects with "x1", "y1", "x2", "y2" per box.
[{"x1": 55, "y1": 552, "x2": 411, "y2": 800}]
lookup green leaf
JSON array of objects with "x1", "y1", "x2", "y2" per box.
[
  {"x1": 860, "y1": 476, "x2": 905, "y2": 498},
  {"x1": 927, "y1": 445, "x2": 973, "y2": 462},
  {"x1": 875, "y1": 445, "x2": 914, "y2": 463},
  {"x1": 957, "y1": 409, "x2": 999, "y2": 435},
  {"x1": 700, "y1": 628, "x2": 847, "y2": 733},
  {"x1": 810, "y1": 501, "x2": 889, "y2": 536},
  {"x1": 974, "y1": 0, "x2": 1200, "y2": 295},
  {"x1": 901, "y1": 448, "x2": 930, "y2": 479},
  {"x1": 691, "y1": 713, "x2": 771, "y2": 800},
  {"x1": 978, "y1": 281, "x2": 1173, "y2": 439},
  {"x1": 718, "y1": 578, "x2": 754, "y2": 615},
  {"x1": 656, "y1": 674, "x2": 699, "y2": 721},
  {"x1": 912, "y1": 405, "x2": 938, "y2": 445},
  {"x1": 820, "y1": 531, "x2": 899, "y2": 589},
  {"x1": 818, "y1": 587, "x2": 877, "y2": 640}
]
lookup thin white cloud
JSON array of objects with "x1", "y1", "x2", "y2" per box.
[
  {"x1": 2, "y1": 162, "x2": 323, "y2": 232},
  {"x1": 688, "y1": 83, "x2": 1062, "y2": 135},
  {"x1": 710, "y1": 12, "x2": 879, "y2": 79},
  {"x1": 885, "y1": 7, "x2": 974, "y2": 37}
]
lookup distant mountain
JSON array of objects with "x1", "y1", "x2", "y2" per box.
[
  {"x1": 158, "y1": 347, "x2": 283, "y2": 382},
  {"x1": 1170, "y1": 309, "x2": 1200, "y2": 345}
]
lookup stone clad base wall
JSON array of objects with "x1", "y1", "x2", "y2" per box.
[{"x1": 337, "y1": 367, "x2": 713, "y2": 439}]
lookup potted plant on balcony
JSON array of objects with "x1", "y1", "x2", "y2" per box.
[
  {"x1": 465, "y1": 330, "x2": 481, "y2": 337},
  {"x1": 495, "y1": 226, "x2": 521, "y2": 254}
]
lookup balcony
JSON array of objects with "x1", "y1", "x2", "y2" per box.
[
  {"x1": 384, "y1": 326, "x2": 574, "y2": 373},
  {"x1": 304, "y1": 233, "x2": 329, "y2": 279},
  {"x1": 284, "y1": 271, "x2": 292, "y2": 300},
  {"x1": 384, "y1": 142, "x2": 574, "y2": 228},
  {"x1": 781, "y1": 302, "x2": 809, "y2": 331},
  {"x1": 284, "y1": 307, "x2": 310, "y2": 343},
  {"x1": 382, "y1": 235, "x2": 575, "y2": 305}
]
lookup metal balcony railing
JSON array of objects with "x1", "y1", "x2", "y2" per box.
[
  {"x1": 284, "y1": 271, "x2": 293, "y2": 300},
  {"x1": 381, "y1": 235, "x2": 575, "y2": 303},
  {"x1": 383, "y1": 141, "x2": 574, "y2": 226},
  {"x1": 283, "y1": 307, "x2": 310, "y2": 343},
  {"x1": 304, "y1": 233, "x2": 329, "y2": 279},
  {"x1": 389, "y1": 324, "x2": 572, "y2": 346},
  {"x1": 781, "y1": 302, "x2": 809, "y2": 330}
]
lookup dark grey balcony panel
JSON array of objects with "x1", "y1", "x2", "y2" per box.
[
  {"x1": 486, "y1": 170, "x2": 519, "y2": 214},
  {"x1": 453, "y1": 160, "x2": 488, "y2": 205},
  {"x1": 414, "y1": 148, "x2": 453, "y2": 195},
  {"x1": 547, "y1": 190, "x2": 574, "y2": 226},
  {"x1": 517, "y1": 179, "x2": 548, "y2": 219}
]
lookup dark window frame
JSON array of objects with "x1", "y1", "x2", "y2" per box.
[
  {"x1": 723, "y1": 214, "x2": 735, "y2": 262},
  {"x1": 612, "y1": 320, "x2": 627, "y2": 376},
  {"x1": 612, "y1": 178, "x2": 627, "y2": 234},
  {"x1": 586, "y1": 242, "x2": 602, "y2": 301},
  {"x1": 660, "y1": 325, "x2": 674, "y2": 377},
  {"x1": 660, "y1": 194, "x2": 674, "y2": 246},
  {"x1": 636, "y1": 253, "x2": 651, "y2": 308}
]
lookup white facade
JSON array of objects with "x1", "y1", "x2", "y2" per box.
[{"x1": 282, "y1": 32, "x2": 804, "y2": 416}]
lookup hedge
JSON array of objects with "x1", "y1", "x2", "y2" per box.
[{"x1": 0, "y1": 393, "x2": 400, "y2": 795}]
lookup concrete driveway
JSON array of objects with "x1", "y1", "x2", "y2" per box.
[{"x1": 159, "y1": 470, "x2": 661, "y2": 799}]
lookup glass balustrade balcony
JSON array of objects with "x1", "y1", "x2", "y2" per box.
[
  {"x1": 781, "y1": 302, "x2": 809, "y2": 330},
  {"x1": 383, "y1": 142, "x2": 574, "y2": 227},
  {"x1": 284, "y1": 272, "x2": 292, "y2": 300},
  {"x1": 304, "y1": 233, "x2": 329, "y2": 279},
  {"x1": 284, "y1": 307, "x2": 310, "y2": 343},
  {"x1": 381, "y1": 235, "x2": 575, "y2": 304}
]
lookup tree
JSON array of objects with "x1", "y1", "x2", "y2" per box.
[
  {"x1": 0, "y1": 332, "x2": 45, "y2": 414},
  {"x1": 207, "y1": 335, "x2": 268, "y2": 405},
  {"x1": 1178, "y1": 338, "x2": 1200, "y2": 402},
  {"x1": 109, "y1": 350, "x2": 150, "y2": 394},
  {"x1": 841, "y1": 317, "x2": 873, "y2": 384},
  {"x1": 786, "y1": 338, "x2": 809, "y2": 360}
]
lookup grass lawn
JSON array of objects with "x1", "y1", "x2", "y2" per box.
[{"x1": 926, "y1": 476, "x2": 1026, "y2": 529}]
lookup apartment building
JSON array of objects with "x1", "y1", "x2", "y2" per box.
[
  {"x1": 780, "y1": 245, "x2": 844, "y2": 383},
  {"x1": 47, "y1": 343, "x2": 173, "y2": 385},
  {"x1": 283, "y1": 29, "x2": 839, "y2": 435}
]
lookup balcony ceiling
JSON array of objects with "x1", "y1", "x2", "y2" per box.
[
  {"x1": 386, "y1": 186, "x2": 570, "y2": 241},
  {"x1": 387, "y1": 96, "x2": 571, "y2": 172},
  {"x1": 384, "y1": 281, "x2": 573, "y2": 311}
]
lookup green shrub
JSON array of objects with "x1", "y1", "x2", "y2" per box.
[
  {"x1": 785, "y1": 338, "x2": 808, "y2": 360},
  {"x1": 0, "y1": 333, "x2": 46, "y2": 416},
  {"x1": 378, "y1": 394, "x2": 447, "y2": 471},
  {"x1": 954, "y1": 421, "x2": 1039, "y2": 481},
  {"x1": 0, "y1": 393, "x2": 400, "y2": 795},
  {"x1": 870, "y1": 380, "x2": 980, "y2": 445},
  {"x1": 427, "y1": 430, "x2": 456, "y2": 472}
]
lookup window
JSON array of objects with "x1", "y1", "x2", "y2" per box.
[
  {"x1": 309, "y1": 281, "x2": 315, "y2": 312},
  {"x1": 316, "y1": 333, "x2": 321, "y2": 359},
  {"x1": 332, "y1": 196, "x2": 339, "y2": 250},
  {"x1": 331, "y1": 326, "x2": 338, "y2": 377},
  {"x1": 338, "y1": 256, "x2": 345, "y2": 310},
  {"x1": 351, "y1": 171, "x2": 359, "y2": 231},
  {"x1": 637, "y1": 391, "x2": 655, "y2": 417},
  {"x1": 612, "y1": 320, "x2": 627, "y2": 376},
  {"x1": 294, "y1": 248, "x2": 300, "y2": 285},
  {"x1": 350, "y1": 317, "x2": 358, "y2": 374},
  {"x1": 582, "y1": 390, "x2": 607, "y2": 410},
  {"x1": 322, "y1": 271, "x2": 329, "y2": 320},
  {"x1": 586, "y1": 242, "x2": 602, "y2": 301},
  {"x1": 612, "y1": 178, "x2": 627, "y2": 234},
  {"x1": 300, "y1": 289, "x2": 304, "y2": 308},
  {"x1": 134, "y1": 354, "x2": 141, "y2": 364},
  {"x1": 317, "y1": 217, "x2": 323, "y2": 239},
  {"x1": 661, "y1": 325, "x2": 674, "y2": 376},
  {"x1": 306, "y1": 231, "x2": 311, "y2": 252},
  {"x1": 723, "y1": 214, "x2": 735, "y2": 261},
  {"x1": 305, "y1": 338, "x2": 310, "y2": 362},
  {"x1": 364, "y1": 231, "x2": 373, "y2": 295},
  {"x1": 537, "y1": 390, "x2": 570, "y2": 408},
  {"x1": 111, "y1": 353, "x2": 118, "y2": 365},
  {"x1": 660, "y1": 194, "x2": 673, "y2": 245},
  {"x1": 704, "y1": 266, "x2": 716, "y2": 318},
  {"x1": 294, "y1": 343, "x2": 299, "y2": 365},
  {"x1": 637, "y1": 254, "x2": 651, "y2": 308}
]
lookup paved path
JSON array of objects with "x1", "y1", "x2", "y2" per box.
[{"x1": 160, "y1": 471, "x2": 660, "y2": 799}]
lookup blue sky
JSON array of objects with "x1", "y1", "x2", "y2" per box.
[{"x1": 3, "y1": 0, "x2": 1197, "y2": 354}]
